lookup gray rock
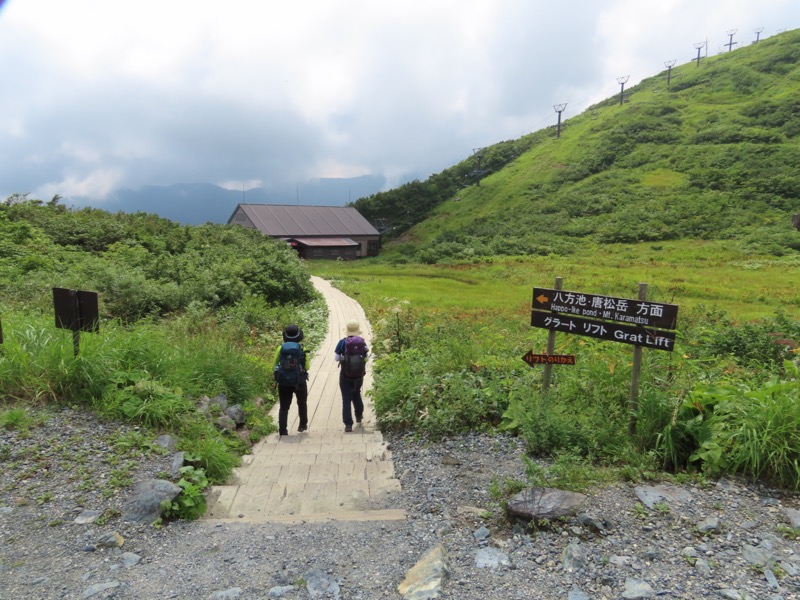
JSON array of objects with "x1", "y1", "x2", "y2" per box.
[
  {"x1": 475, "y1": 546, "x2": 510, "y2": 569},
  {"x1": 74, "y1": 510, "x2": 103, "y2": 524},
  {"x1": 577, "y1": 511, "x2": 611, "y2": 533},
  {"x1": 697, "y1": 516, "x2": 721, "y2": 534},
  {"x1": 82, "y1": 581, "x2": 120, "y2": 599},
  {"x1": 210, "y1": 588, "x2": 242, "y2": 599},
  {"x1": 224, "y1": 404, "x2": 245, "y2": 426},
  {"x1": 568, "y1": 587, "x2": 591, "y2": 600},
  {"x1": 622, "y1": 577, "x2": 656, "y2": 599},
  {"x1": 216, "y1": 415, "x2": 237, "y2": 431},
  {"x1": 0, "y1": 506, "x2": 13, "y2": 515},
  {"x1": 473, "y1": 525, "x2": 490, "y2": 541},
  {"x1": 506, "y1": 487, "x2": 587, "y2": 522},
  {"x1": 121, "y1": 479, "x2": 181, "y2": 524},
  {"x1": 95, "y1": 531, "x2": 124, "y2": 549},
  {"x1": 268, "y1": 585, "x2": 296, "y2": 598},
  {"x1": 170, "y1": 452, "x2": 186, "y2": 477},
  {"x1": 634, "y1": 484, "x2": 691, "y2": 510},
  {"x1": 209, "y1": 394, "x2": 228, "y2": 412},
  {"x1": 742, "y1": 543, "x2": 775, "y2": 568},
  {"x1": 718, "y1": 590, "x2": 752, "y2": 600},
  {"x1": 764, "y1": 568, "x2": 779, "y2": 589},
  {"x1": 154, "y1": 434, "x2": 177, "y2": 452},
  {"x1": 695, "y1": 558, "x2": 712, "y2": 576},
  {"x1": 305, "y1": 568, "x2": 340, "y2": 599},
  {"x1": 783, "y1": 507, "x2": 800, "y2": 529},
  {"x1": 120, "y1": 552, "x2": 141, "y2": 568},
  {"x1": 562, "y1": 540, "x2": 587, "y2": 572}
]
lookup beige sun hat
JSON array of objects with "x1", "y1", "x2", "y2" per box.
[{"x1": 345, "y1": 320, "x2": 362, "y2": 336}]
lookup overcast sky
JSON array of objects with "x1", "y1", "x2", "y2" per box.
[{"x1": 0, "y1": 0, "x2": 796, "y2": 205}]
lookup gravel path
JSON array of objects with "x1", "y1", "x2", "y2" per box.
[{"x1": 2, "y1": 406, "x2": 799, "y2": 599}]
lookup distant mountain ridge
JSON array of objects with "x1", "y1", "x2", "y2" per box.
[{"x1": 71, "y1": 175, "x2": 387, "y2": 225}]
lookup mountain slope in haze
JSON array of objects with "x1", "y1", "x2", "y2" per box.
[
  {"x1": 69, "y1": 175, "x2": 386, "y2": 225},
  {"x1": 356, "y1": 29, "x2": 800, "y2": 262}
]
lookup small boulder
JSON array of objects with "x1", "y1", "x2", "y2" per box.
[
  {"x1": 122, "y1": 479, "x2": 182, "y2": 524},
  {"x1": 506, "y1": 487, "x2": 587, "y2": 522}
]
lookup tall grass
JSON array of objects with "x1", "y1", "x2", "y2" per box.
[{"x1": 0, "y1": 309, "x2": 277, "y2": 483}]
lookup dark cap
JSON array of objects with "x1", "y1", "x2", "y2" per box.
[{"x1": 283, "y1": 324, "x2": 304, "y2": 342}]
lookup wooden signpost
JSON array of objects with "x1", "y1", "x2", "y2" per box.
[
  {"x1": 531, "y1": 278, "x2": 679, "y2": 435},
  {"x1": 53, "y1": 287, "x2": 100, "y2": 356}
]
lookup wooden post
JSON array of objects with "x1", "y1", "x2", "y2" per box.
[
  {"x1": 628, "y1": 282, "x2": 647, "y2": 437},
  {"x1": 542, "y1": 276, "x2": 563, "y2": 393}
]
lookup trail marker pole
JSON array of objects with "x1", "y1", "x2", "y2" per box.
[
  {"x1": 628, "y1": 283, "x2": 648, "y2": 437},
  {"x1": 541, "y1": 276, "x2": 562, "y2": 393}
]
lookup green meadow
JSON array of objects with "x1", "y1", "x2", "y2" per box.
[{"x1": 310, "y1": 240, "x2": 800, "y2": 322}]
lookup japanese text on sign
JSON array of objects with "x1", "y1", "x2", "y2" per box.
[
  {"x1": 522, "y1": 352, "x2": 576, "y2": 366},
  {"x1": 531, "y1": 311, "x2": 676, "y2": 351},
  {"x1": 532, "y1": 288, "x2": 678, "y2": 330}
]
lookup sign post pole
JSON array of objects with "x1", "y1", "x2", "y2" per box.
[
  {"x1": 628, "y1": 283, "x2": 647, "y2": 437},
  {"x1": 542, "y1": 276, "x2": 562, "y2": 394}
]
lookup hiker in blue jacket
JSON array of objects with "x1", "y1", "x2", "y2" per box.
[
  {"x1": 334, "y1": 320, "x2": 368, "y2": 432},
  {"x1": 273, "y1": 324, "x2": 309, "y2": 436}
]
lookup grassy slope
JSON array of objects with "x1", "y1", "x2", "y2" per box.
[{"x1": 380, "y1": 29, "x2": 800, "y2": 257}]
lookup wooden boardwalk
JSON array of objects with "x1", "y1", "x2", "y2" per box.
[{"x1": 204, "y1": 277, "x2": 405, "y2": 523}]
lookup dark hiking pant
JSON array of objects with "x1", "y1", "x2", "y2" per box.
[
  {"x1": 277, "y1": 382, "x2": 308, "y2": 434},
  {"x1": 339, "y1": 376, "x2": 364, "y2": 427}
]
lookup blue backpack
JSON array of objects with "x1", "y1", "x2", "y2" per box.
[{"x1": 276, "y1": 342, "x2": 306, "y2": 388}]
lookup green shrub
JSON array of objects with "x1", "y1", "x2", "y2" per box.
[
  {"x1": 657, "y1": 362, "x2": 800, "y2": 488},
  {"x1": 703, "y1": 312, "x2": 800, "y2": 371},
  {"x1": 161, "y1": 465, "x2": 209, "y2": 521}
]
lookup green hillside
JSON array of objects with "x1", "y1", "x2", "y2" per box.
[{"x1": 355, "y1": 29, "x2": 800, "y2": 262}]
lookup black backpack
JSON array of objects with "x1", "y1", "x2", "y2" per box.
[
  {"x1": 276, "y1": 342, "x2": 305, "y2": 387},
  {"x1": 342, "y1": 336, "x2": 367, "y2": 379}
]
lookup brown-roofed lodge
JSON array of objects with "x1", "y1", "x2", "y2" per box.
[{"x1": 227, "y1": 204, "x2": 381, "y2": 259}]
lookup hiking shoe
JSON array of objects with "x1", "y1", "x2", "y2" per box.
[
  {"x1": 356, "y1": 416, "x2": 362, "y2": 424},
  {"x1": 344, "y1": 425, "x2": 353, "y2": 432},
  {"x1": 279, "y1": 430, "x2": 288, "y2": 437},
  {"x1": 298, "y1": 425, "x2": 307, "y2": 433}
]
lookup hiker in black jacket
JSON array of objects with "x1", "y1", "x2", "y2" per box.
[{"x1": 272, "y1": 324, "x2": 309, "y2": 436}]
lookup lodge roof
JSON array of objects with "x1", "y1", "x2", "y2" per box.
[{"x1": 229, "y1": 204, "x2": 379, "y2": 237}]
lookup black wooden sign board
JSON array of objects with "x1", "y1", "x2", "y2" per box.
[
  {"x1": 522, "y1": 351, "x2": 576, "y2": 366},
  {"x1": 53, "y1": 288, "x2": 100, "y2": 333},
  {"x1": 531, "y1": 311, "x2": 676, "y2": 351},
  {"x1": 533, "y1": 287, "x2": 678, "y2": 330}
]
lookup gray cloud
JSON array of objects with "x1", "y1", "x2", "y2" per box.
[{"x1": 0, "y1": 0, "x2": 795, "y2": 204}]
